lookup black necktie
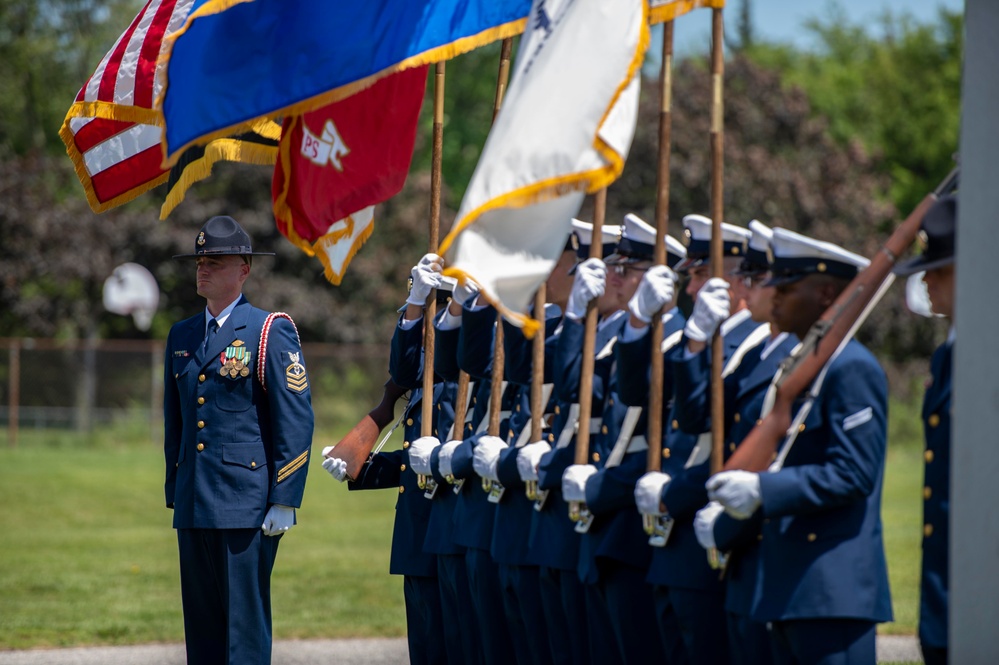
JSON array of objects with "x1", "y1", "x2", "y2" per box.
[{"x1": 204, "y1": 318, "x2": 218, "y2": 352}]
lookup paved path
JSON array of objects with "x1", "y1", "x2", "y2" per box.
[{"x1": 0, "y1": 635, "x2": 923, "y2": 664}]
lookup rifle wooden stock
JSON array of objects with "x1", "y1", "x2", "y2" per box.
[
  {"x1": 330, "y1": 379, "x2": 408, "y2": 481},
  {"x1": 724, "y1": 168, "x2": 958, "y2": 472}
]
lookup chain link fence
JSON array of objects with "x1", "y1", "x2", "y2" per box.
[{"x1": 0, "y1": 338, "x2": 392, "y2": 447}]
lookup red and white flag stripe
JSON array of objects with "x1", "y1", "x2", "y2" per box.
[{"x1": 61, "y1": 0, "x2": 193, "y2": 212}]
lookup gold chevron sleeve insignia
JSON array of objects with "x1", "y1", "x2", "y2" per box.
[
  {"x1": 285, "y1": 351, "x2": 309, "y2": 393},
  {"x1": 277, "y1": 449, "x2": 309, "y2": 483}
]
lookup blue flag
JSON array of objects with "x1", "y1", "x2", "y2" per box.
[{"x1": 159, "y1": 0, "x2": 531, "y2": 163}]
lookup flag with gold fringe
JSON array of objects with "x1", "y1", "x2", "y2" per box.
[
  {"x1": 60, "y1": 0, "x2": 285, "y2": 217},
  {"x1": 160, "y1": 119, "x2": 282, "y2": 219},
  {"x1": 439, "y1": 0, "x2": 648, "y2": 336},
  {"x1": 271, "y1": 66, "x2": 429, "y2": 284},
  {"x1": 60, "y1": 0, "x2": 193, "y2": 212},
  {"x1": 157, "y1": 0, "x2": 533, "y2": 165},
  {"x1": 648, "y1": 0, "x2": 725, "y2": 24}
]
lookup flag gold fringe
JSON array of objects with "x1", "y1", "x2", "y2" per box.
[
  {"x1": 441, "y1": 267, "x2": 543, "y2": 340},
  {"x1": 649, "y1": 0, "x2": 725, "y2": 25},
  {"x1": 58, "y1": 115, "x2": 168, "y2": 214},
  {"x1": 438, "y1": 4, "x2": 650, "y2": 335},
  {"x1": 159, "y1": 138, "x2": 278, "y2": 219}
]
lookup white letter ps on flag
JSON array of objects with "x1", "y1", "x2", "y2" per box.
[{"x1": 301, "y1": 120, "x2": 350, "y2": 170}]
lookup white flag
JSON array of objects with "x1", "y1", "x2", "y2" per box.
[{"x1": 439, "y1": 0, "x2": 648, "y2": 336}]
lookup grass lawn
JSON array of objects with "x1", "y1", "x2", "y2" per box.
[
  {"x1": 0, "y1": 434, "x2": 405, "y2": 649},
  {"x1": 0, "y1": 394, "x2": 929, "y2": 649}
]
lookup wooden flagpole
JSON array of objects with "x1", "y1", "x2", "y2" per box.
[
  {"x1": 420, "y1": 61, "x2": 446, "y2": 439},
  {"x1": 708, "y1": 9, "x2": 725, "y2": 475},
  {"x1": 483, "y1": 37, "x2": 514, "y2": 494},
  {"x1": 569, "y1": 187, "x2": 607, "y2": 522},
  {"x1": 643, "y1": 19, "x2": 675, "y2": 536},
  {"x1": 525, "y1": 284, "x2": 547, "y2": 499}
]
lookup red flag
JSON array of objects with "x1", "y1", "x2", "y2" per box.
[
  {"x1": 60, "y1": 0, "x2": 193, "y2": 212},
  {"x1": 272, "y1": 66, "x2": 429, "y2": 284}
]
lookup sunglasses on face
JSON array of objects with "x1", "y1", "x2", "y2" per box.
[
  {"x1": 610, "y1": 263, "x2": 652, "y2": 276},
  {"x1": 738, "y1": 273, "x2": 770, "y2": 288}
]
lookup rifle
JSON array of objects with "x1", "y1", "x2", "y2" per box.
[
  {"x1": 723, "y1": 166, "x2": 959, "y2": 473},
  {"x1": 329, "y1": 378, "x2": 409, "y2": 482}
]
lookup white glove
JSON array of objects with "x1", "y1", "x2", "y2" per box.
[
  {"x1": 261, "y1": 504, "x2": 295, "y2": 536},
  {"x1": 408, "y1": 436, "x2": 440, "y2": 476},
  {"x1": 561, "y1": 464, "x2": 597, "y2": 503},
  {"x1": 320, "y1": 445, "x2": 348, "y2": 482},
  {"x1": 438, "y1": 440, "x2": 462, "y2": 478},
  {"x1": 706, "y1": 470, "x2": 762, "y2": 519},
  {"x1": 452, "y1": 277, "x2": 481, "y2": 308},
  {"x1": 472, "y1": 435, "x2": 507, "y2": 482},
  {"x1": 406, "y1": 253, "x2": 444, "y2": 306},
  {"x1": 565, "y1": 258, "x2": 607, "y2": 320},
  {"x1": 634, "y1": 471, "x2": 671, "y2": 516},
  {"x1": 516, "y1": 440, "x2": 552, "y2": 482},
  {"x1": 694, "y1": 501, "x2": 725, "y2": 550},
  {"x1": 628, "y1": 265, "x2": 678, "y2": 323},
  {"x1": 684, "y1": 277, "x2": 731, "y2": 342}
]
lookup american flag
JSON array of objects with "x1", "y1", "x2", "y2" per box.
[{"x1": 59, "y1": 0, "x2": 193, "y2": 213}]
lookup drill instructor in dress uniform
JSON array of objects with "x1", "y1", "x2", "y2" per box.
[{"x1": 164, "y1": 216, "x2": 314, "y2": 665}]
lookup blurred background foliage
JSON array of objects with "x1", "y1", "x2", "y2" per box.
[{"x1": 0, "y1": 0, "x2": 960, "y2": 371}]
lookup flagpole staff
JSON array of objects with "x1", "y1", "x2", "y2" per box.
[
  {"x1": 418, "y1": 62, "x2": 446, "y2": 495},
  {"x1": 483, "y1": 37, "x2": 514, "y2": 496},
  {"x1": 525, "y1": 284, "x2": 547, "y2": 500},
  {"x1": 708, "y1": 9, "x2": 725, "y2": 477},
  {"x1": 643, "y1": 19, "x2": 675, "y2": 539},
  {"x1": 569, "y1": 187, "x2": 606, "y2": 524}
]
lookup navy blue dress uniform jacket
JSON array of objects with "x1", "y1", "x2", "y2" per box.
[
  {"x1": 754, "y1": 339, "x2": 892, "y2": 624},
  {"x1": 919, "y1": 341, "x2": 952, "y2": 649},
  {"x1": 490, "y1": 312, "x2": 561, "y2": 566},
  {"x1": 584, "y1": 308, "x2": 687, "y2": 579},
  {"x1": 164, "y1": 297, "x2": 313, "y2": 527},
  {"x1": 348, "y1": 315, "x2": 456, "y2": 578},
  {"x1": 677, "y1": 332, "x2": 799, "y2": 616},
  {"x1": 617, "y1": 312, "x2": 764, "y2": 589},
  {"x1": 422, "y1": 322, "x2": 467, "y2": 557}
]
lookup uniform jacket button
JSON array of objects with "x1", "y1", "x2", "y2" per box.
[
  {"x1": 403, "y1": 441, "x2": 410, "y2": 449},
  {"x1": 250, "y1": 461, "x2": 256, "y2": 468},
  {"x1": 400, "y1": 464, "x2": 407, "y2": 472},
  {"x1": 928, "y1": 414, "x2": 940, "y2": 428},
  {"x1": 197, "y1": 420, "x2": 205, "y2": 429},
  {"x1": 925, "y1": 449, "x2": 934, "y2": 463},
  {"x1": 733, "y1": 413, "x2": 741, "y2": 423},
  {"x1": 592, "y1": 452, "x2": 601, "y2": 462},
  {"x1": 924, "y1": 486, "x2": 932, "y2": 499},
  {"x1": 399, "y1": 486, "x2": 405, "y2": 494},
  {"x1": 601, "y1": 425, "x2": 608, "y2": 434},
  {"x1": 671, "y1": 420, "x2": 679, "y2": 430},
  {"x1": 924, "y1": 524, "x2": 934, "y2": 537},
  {"x1": 406, "y1": 418, "x2": 414, "y2": 426},
  {"x1": 807, "y1": 533, "x2": 817, "y2": 542},
  {"x1": 199, "y1": 374, "x2": 206, "y2": 382},
  {"x1": 662, "y1": 448, "x2": 671, "y2": 459},
  {"x1": 197, "y1": 443, "x2": 205, "y2": 452},
  {"x1": 197, "y1": 397, "x2": 205, "y2": 405},
  {"x1": 548, "y1": 434, "x2": 555, "y2": 443}
]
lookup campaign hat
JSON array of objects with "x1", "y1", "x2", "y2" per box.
[{"x1": 173, "y1": 216, "x2": 275, "y2": 259}]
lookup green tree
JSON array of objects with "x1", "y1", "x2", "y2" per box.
[
  {"x1": 0, "y1": 0, "x2": 144, "y2": 155},
  {"x1": 744, "y1": 6, "x2": 962, "y2": 216}
]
